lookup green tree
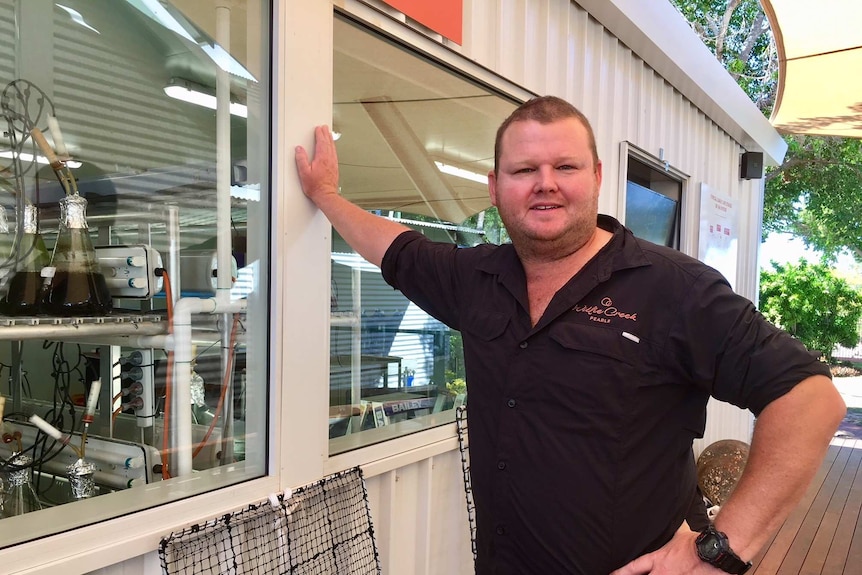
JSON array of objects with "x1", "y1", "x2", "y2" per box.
[
  {"x1": 764, "y1": 136, "x2": 862, "y2": 262},
  {"x1": 670, "y1": 0, "x2": 862, "y2": 264},
  {"x1": 759, "y1": 259, "x2": 862, "y2": 361},
  {"x1": 464, "y1": 207, "x2": 510, "y2": 245},
  {"x1": 670, "y1": 0, "x2": 776, "y2": 113}
]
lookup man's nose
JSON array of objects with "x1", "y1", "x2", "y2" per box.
[{"x1": 533, "y1": 166, "x2": 558, "y2": 193}]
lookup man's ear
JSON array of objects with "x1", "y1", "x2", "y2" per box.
[
  {"x1": 488, "y1": 170, "x2": 498, "y2": 207},
  {"x1": 595, "y1": 160, "x2": 603, "y2": 192}
]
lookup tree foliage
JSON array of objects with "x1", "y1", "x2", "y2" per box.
[
  {"x1": 670, "y1": 0, "x2": 862, "y2": 264},
  {"x1": 670, "y1": 0, "x2": 776, "y2": 113},
  {"x1": 759, "y1": 260, "x2": 862, "y2": 360},
  {"x1": 764, "y1": 136, "x2": 862, "y2": 262}
]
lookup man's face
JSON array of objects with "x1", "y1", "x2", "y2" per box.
[{"x1": 488, "y1": 118, "x2": 603, "y2": 259}]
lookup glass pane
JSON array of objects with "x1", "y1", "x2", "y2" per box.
[
  {"x1": 329, "y1": 17, "x2": 516, "y2": 453},
  {"x1": 0, "y1": 0, "x2": 269, "y2": 546},
  {"x1": 625, "y1": 157, "x2": 681, "y2": 249}
]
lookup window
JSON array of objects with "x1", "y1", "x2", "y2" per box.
[
  {"x1": 0, "y1": 0, "x2": 269, "y2": 547},
  {"x1": 328, "y1": 17, "x2": 516, "y2": 453},
  {"x1": 624, "y1": 153, "x2": 683, "y2": 249}
]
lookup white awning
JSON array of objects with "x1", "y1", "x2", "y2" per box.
[{"x1": 763, "y1": 0, "x2": 862, "y2": 137}]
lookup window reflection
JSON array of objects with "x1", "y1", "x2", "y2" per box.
[
  {"x1": 328, "y1": 17, "x2": 516, "y2": 452},
  {"x1": 0, "y1": 0, "x2": 268, "y2": 546}
]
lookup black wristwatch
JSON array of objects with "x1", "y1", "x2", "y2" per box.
[{"x1": 695, "y1": 525, "x2": 752, "y2": 574}]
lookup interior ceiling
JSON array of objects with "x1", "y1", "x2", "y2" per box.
[
  {"x1": 763, "y1": 0, "x2": 862, "y2": 138},
  {"x1": 333, "y1": 18, "x2": 516, "y2": 224}
]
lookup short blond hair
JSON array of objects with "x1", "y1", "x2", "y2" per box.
[{"x1": 494, "y1": 96, "x2": 598, "y2": 176}]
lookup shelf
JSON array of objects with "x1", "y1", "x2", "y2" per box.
[{"x1": 0, "y1": 312, "x2": 167, "y2": 340}]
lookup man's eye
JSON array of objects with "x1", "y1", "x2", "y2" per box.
[
  {"x1": 558, "y1": 165, "x2": 575, "y2": 171},
  {"x1": 515, "y1": 168, "x2": 534, "y2": 174}
]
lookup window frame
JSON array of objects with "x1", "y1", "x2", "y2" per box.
[
  {"x1": 617, "y1": 141, "x2": 693, "y2": 254},
  {"x1": 323, "y1": 9, "x2": 531, "y2": 465}
]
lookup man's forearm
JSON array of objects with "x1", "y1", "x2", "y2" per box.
[
  {"x1": 713, "y1": 374, "x2": 846, "y2": 560},
  {"x1": 313, "y1": 192, "x2": 410, "y2": 268}
]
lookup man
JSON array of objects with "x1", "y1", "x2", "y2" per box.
[{"x1": 295, "y1": 96, "x2": 846, "y2": 574}]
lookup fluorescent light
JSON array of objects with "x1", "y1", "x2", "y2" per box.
[
  {"x1": 164, "y1": 83, "x2": 247, "y2": 118},
  {"x1": 0, "y1": 150, "x2": 81, "y2": 169},
  {"x1": 55, "y1": 4, "x2": 100, "y2": 34},
  {"x1": 435, "y1": 161, "x2": 488, "y2": 185}
]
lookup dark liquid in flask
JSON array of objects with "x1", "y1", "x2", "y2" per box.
[
  {"x1": 1, "y1": 271, "x2": 46, "y2": 315},
  {"x1": 43, "y1": 270, "x2": 113, "y2": 316}
]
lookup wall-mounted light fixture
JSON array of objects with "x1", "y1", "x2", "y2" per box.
[{"x1": 163, "y1": 78, "x2": 247, "y2": 118}]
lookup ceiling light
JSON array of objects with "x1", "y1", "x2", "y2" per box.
[
  {"x1": 55, "y1": 4, "x2": 100, "y2": 34},
  {"x1": 0, "y1": 150, "x2": 81, "y2": 169},
  {"x1": 164, "y1": 80, "x2": 247, "y2": 118},
  {"x1": 435, "y1": 161, "x2": 488, "y2": 185}
]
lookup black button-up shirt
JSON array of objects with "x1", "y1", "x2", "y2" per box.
[{"x1": 381, "y1": 215, "x2": 829, "y2": 574}]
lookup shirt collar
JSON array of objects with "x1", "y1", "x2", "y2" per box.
[{"x1": 475, "y1": 214, "x2": 653, "y2": 281}]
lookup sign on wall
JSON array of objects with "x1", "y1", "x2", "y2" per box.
[
  {"x1": 381, "y1": 0, "x2": 463, "y2": 44},
  {"x1": 698, "y1": 183, "x2": 739, "y2": 290}
]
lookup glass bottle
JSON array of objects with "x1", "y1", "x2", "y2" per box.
[
  {"x1": 42, "y1": 193, "x2": 112, "y2": 316},
  {"x1": 0, "y1": 453, "x2": 43, "y2": 518},
  {"x1": 1, "y1": 204, "x2": 51, "y2": 316},
  {"x1": 0, "y1": 204, "x2": 12, "y2": 299}
]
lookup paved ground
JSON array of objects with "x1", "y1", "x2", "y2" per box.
[
  {"x1": 835, "y1": 376, "x2": 862, "y2": 407},
  {"x1": 834, "y1": 376, "x2": 862, "y2": 439}
]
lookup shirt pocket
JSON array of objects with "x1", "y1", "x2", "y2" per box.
[
  {"x1": 542, "y1": 322, "x2": 646, "y2": 434},
  {"x1": 548, "y1": 322, "x2": 645, "y2": 367},
  {"x1": 461, "y1": 308, "x2": 510, "y2": 342}
]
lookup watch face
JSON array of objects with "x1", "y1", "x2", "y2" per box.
[{"x1": 698, "y1": 532, "x2": 723, "y2": 560}]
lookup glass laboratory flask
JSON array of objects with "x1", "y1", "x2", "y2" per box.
[
  {"x1": 0, "y1": 453, "x2": 43, "y2": 518},
  {"x1": 0, "y1": 204, "x2": 12, "y2": 299},
  {"x1": 42, "y1": 193, "x2": 112, "y2": 316},
  {"x1": 1, "y1": 204, "x2": 51, "y2": 316}
]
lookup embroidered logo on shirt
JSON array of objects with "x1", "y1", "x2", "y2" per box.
[{"x1": 573, "y1": 297, "x2": 638, "y2": 324}]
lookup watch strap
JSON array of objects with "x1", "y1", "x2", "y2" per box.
[
  {"x1": 697, "y1": 526, "x2": 752, "y2": 575},
  {"x1": 713, "y1": 549, "x2": 752, "y2": 574}
]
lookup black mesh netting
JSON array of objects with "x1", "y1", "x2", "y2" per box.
[
  {"x1": 455, "y1": 405, "x2": 476, "y2": 567},
  {"x1": 159, "y1": 467, "x2": 380, "y2": 575}
]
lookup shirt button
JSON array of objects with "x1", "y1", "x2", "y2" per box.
[
  {"x1": 497, "y1": 461, "x2": 506, "y2": 470},
  {"x1": 507, "y1": 399, "x2": 516, "y2": 408},
  {"x1": 519, "y1": 341, "x2": 528, "y2": 349},
  {"x1": 496, "y1": 525, "x2": 506, "y2": 535}
]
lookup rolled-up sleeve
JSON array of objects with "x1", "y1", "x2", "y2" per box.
[{"x1": 670, "y1": 267, "x2": 831, "y2": 415}]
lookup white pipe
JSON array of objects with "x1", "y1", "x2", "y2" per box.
[
  {"x1": 167, "y1": 204, "x2": 181, "y2": 303},
  {"x1": 350, "y1": 267, "x2": 361, "y2": 431},
  {"x1": 120, "y1": 334, "x2": 173, "y2": 349},
  {"x1": 0, "y1": 322, "x2": 166, "y2": 342},
  {"x1": 215, "y1": 4, "x2": 232, "y2": 305},
  {"x1": 170, "y1": 296, "x2": 247, "y2": 477}
]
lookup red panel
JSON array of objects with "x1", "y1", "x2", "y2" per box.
[{"x1": 383, "y1": 0, "x2": 463, "y2": 44}]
